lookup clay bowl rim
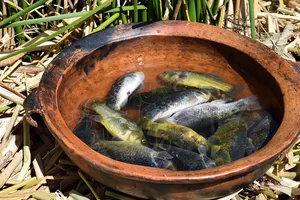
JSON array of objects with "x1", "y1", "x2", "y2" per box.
[{"x1": 25, "y1": 21, "x2": 300, "y2": 184}]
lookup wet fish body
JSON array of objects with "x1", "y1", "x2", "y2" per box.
[
  {"x1": 247, "y1": 113, "x2": 276, "y2": 150},
  {"x1": 208, "y1": 119, "x2": 249, "y2": 165},
  {"x1": 141, "y1": 119, "x2": 209, "y2": 153},
  {"x1": 91, "y1": 102, "x2": 145, "y2": 144},
  {"x1": 167, "y1": 96, "x2": 262, "y2": 130},
  {"x1": 73, "y1": 114, "x2": 95, "y2": 146},
  {"x1": 142, "y1": 90, "x2": 211, "y2": 121},
  {"x1": 155, "y1": 144, "x2": 216, "y2": 170},
  {"x1": 91, "y1": 140, "x2": 175, "y2": 170},
  {"x1": 127, "y1": 87, "x2": 178, "y2": 109},
  {"x1": 107, "y1": 71, "x2": 144, "y2": 110},
  {"x1": 159, "y1": 70, "x2": 233, "y2": 93}
]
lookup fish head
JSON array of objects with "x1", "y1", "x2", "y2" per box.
[
  {"x1": 153, "y1": 157, "x2": 176, "y2": 170},
  {"x1": 208, "y1": 136, "x2": 221, "y2": 146},
  {"x1": 211, "y1": 148, "x2": 231, "y2": 166},
  {"x1": 159, "y1": 71, "x2": 187, "y2": 83}
]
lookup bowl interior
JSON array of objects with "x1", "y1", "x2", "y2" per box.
[{"x1": 57, "y1": 35, "x2": 283, "y2": 142}]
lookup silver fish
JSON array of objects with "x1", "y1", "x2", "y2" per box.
[
  {"x1": 107, "y1": 71, "x2": 144, "y2": 110},
  {"x1": 142, "y1": 90, "x2": 211, "y2": 121},
  {"x1": 91, "y1": 140, "x2": 175, "y2": 170},
  {"x1": 167, "y1": 96, "x2": 262, "y2": 129}
]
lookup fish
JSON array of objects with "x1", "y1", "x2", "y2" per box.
[
  {"x1": 73, "y1": 114, "x2": 95, "y2": 146},
  {"x1": 90, "y1": 102, "x2": 146, "y2": 144},
  {"x1": 107, "y1": 71, "x2": 144, "y2": 110},
  {"x1": 142, "y1": 90, "x2": 211, "y2": 121},
  {"x1": 154, "y1": 144, "x2": 216, "y2": 171},
  {"x1": 91, "y1": 140, "x2": 176, "y2": 170},
  {"x1": 247, "y1": 112, "x2": 277, "y2": 150},
  {"x1": 127, "y1": 87, "x2": 178, "y2": 109},
  {"x1": 167, "y1": 95, "x2": 262, "y2": 130},
  {"x1": 208, "y1": 119, "x2": 249, "y2": 166},
  {"x1": 158, "y1": 70, "x2": 234, "y2": 93},
  {"x1": 140, "y1": 119, "x2": 209, "y2": 153}
]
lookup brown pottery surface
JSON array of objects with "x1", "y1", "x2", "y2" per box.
[{"x1": 24, "y1": 21, "x2": 300, "y2": 200}]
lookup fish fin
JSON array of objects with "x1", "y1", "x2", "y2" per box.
[
  {"x1": 244, "y1": 96, "x2": 263, "y2": 111},
  {"x1": 111, "y1": 137, "x2": 123, "y2": 141},
  {"x1": 86, "y1": 114, "x2": 101, "y2": 123},
  {"x1": 198, "y1": 144, "x2": 208, "y2": 155},
  {"x1": 203, "y1": 73, "x2": 224, "y2": 81},
  {"x1": 211, "y1": 145, "x2": 221, "y2": 154},
  {"x1": 227, "y1": 84, "x2": 244, "y2": 97},
  {"x1": 153, "y1": 144, "x2": 167, "y2": 151},
  {"x1": 156, "y1": 151, "x2": 173, "y2": 160},
  {"x1": 210, "y1": 99, "x2": 227, "y2": 104},
  {"x1": 138, "y1": 82, "x2": 145, "y2": 91}
]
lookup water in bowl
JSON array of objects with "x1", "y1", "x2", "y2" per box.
[{"x1": 72, "y1": 70, "x2": 278, "y2": 171}]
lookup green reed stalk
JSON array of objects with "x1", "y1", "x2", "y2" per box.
[
  {"x1": 133, "y1": 0, "x2": 138, "y2": 22},
  {"x1": 142, "y1": 9, "x2": 148, "y2": 22},
  {"x1": 211, "y1": 0, "x2": 220, "y2": 16},
  {"x1": 147, "y1": 0, "x2": 154, "y2": 21},
  {"x1": 196, "y1": 0, "x2": 201, "y2": 21},
  {"x1": 8, "y1": 1, "x2": 25, "y2": 44},
  {"x1": 121, "y1": 13, "x2": 128, "y2": 24},
  {"x1": 93, "y1": 12, "x2": 120, "y2": 32},
  {"x1": 4, "y1": 11, "x2": 91, "y2": 27},
  {"x1": 0, "y1": 0, "x2": 114, "y2": 62},
  {"x1": 189, "y1": 0, "x2": 197, "y2": 22},
  {"x1": 249, "y1": 0, "x2": 256, "y2": 39},
  {"x1": 0, "y1": 0, "x2": 49, "y2": 27},
  {"x1": 201, "y1": 0, "x2": 208, "y2": 23},
  {"x1": 154, "y1": 0, "x2": 162, "y2": 20}
]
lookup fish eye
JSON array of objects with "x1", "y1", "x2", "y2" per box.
[{"x1": 179, "y1": 73, "x2": 186, "y2": 79}]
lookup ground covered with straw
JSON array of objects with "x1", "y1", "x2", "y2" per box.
[{"x1": 0, "y1": 0, "x2": 299, "y2": 199}]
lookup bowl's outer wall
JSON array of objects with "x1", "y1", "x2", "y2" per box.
[{"x1": 24, "y1": 21, "x2": 300, "y2": 199}]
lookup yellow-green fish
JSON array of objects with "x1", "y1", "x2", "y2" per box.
[
  {"x1": 140, "y1": 119, "x2": 209, "y2": 153},
  {"x1": 208, "y1": 119, "x2": 249, "y2": 166},
  {"x1": 90, "y1": 102, "x2": 145, "y2": 144},
  {"x1": 159, "y1": 70, "x2": 233, "y2": 93}
]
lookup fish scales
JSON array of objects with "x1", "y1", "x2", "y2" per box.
[
  {"x1": 92, "y1": 140, "x2": 175, "y2": 170},
  {"x1": 141, "y1": 119, "x2": 209, "y2": 153},
  {"x1": 142, "y1": 90, "x2": 210, "y2": 121},
  {"x1": 91, "y1": 102, "x2": 145, "y2": 144},
  {"x1": 167, "y1": 96, "x2": 262, "y2": 129},
  {"x1": 159, "y1": 70, "x2": 233, "y2": 92},
  {"x1": 107, "y1": 71, "x2": 144, "y2": 110}
]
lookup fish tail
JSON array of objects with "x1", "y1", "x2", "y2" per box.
[
  {"x1": 199, "y1": 90, "x2": 211, "y2": 100},
  {"x1": 198, "y1": 144, "x2": 208, "y2": 155},
  {"x1": 243, "y1": 96, "x2": 263, "y2": 111}
]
